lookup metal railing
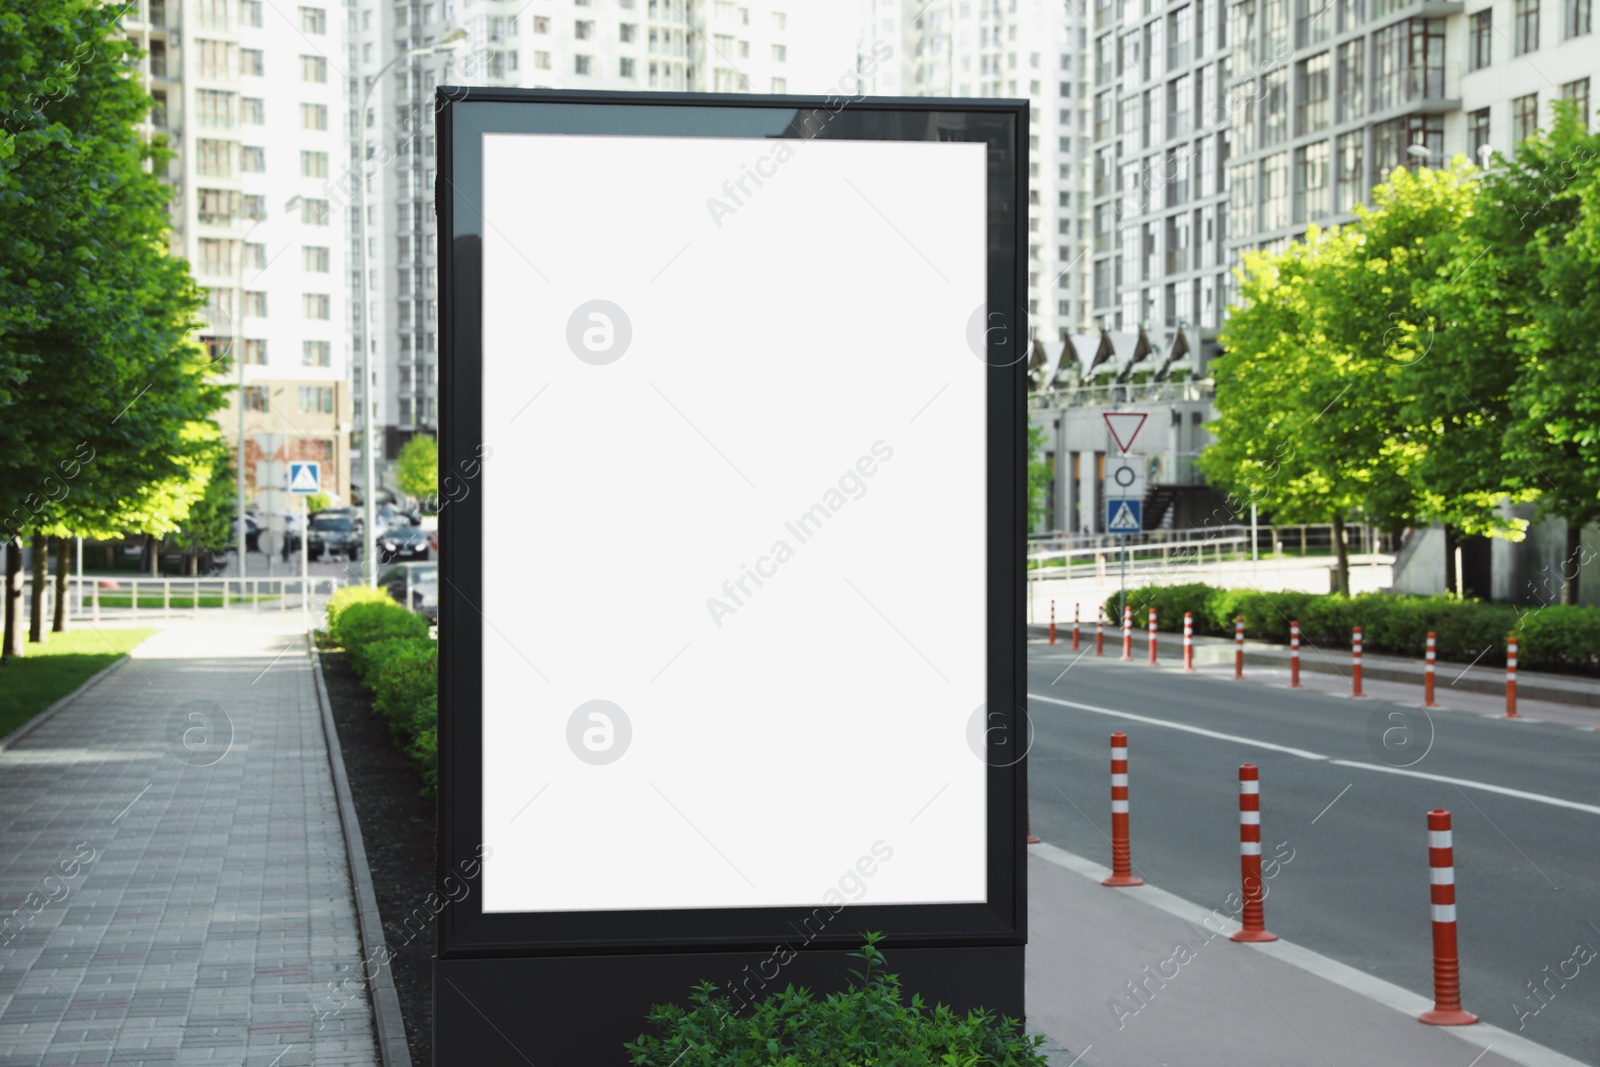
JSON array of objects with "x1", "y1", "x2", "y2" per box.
[
  {"x1": 1029, "y1": 378, "x2": 1215, "y2": 410},
  {"x1": 60, "y1": 576, "x2": 346, "y2": 622}
]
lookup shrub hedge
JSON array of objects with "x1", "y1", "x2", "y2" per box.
[
  {"x1": 325, "y1": 585, "x2": 396, "y2": 638},
  {"x1": 326, "y1": 596, "x2": 438, "y2": 791},
  {"x1": 1102, "y1": 584, "x2": 1600, "y2": 673}
]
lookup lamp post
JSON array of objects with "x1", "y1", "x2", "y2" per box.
[
  {"x1": 235, "y1": 194, "x2": 302, "y2": 578},
  {"x1": 355, "y1": 27, "x2": 466, "y2": 585}
]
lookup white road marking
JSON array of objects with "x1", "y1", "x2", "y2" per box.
[
  {"x1": 1029, "y1": 841, "x2": 1592, "y2": 1067},
  {"x1": 1027, "y1": 692, "x2": 1330, "y2": 761},
  {"x1": 1331, "y1": 760, "x2": 1600, "y2": 817}
]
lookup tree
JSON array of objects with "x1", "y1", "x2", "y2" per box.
[
  {"x1": 395, "y1": 435, "x2": 438, "y2": 506},
  {"x1": 1026, "y1": 423, "x2": 1052, "y2": 532}
]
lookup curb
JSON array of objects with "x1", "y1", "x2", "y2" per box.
[
  {"x1": 307, "y1": 634, "x2": 415, "y2": 1067},
  {"x1": 1027, "y1": 624, "x2": 1600, "y2": 710},
  {"x1": 0, "y1": 654, "x2": 134, "y2": 752}
]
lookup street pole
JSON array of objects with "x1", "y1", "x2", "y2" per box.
[
  {"x1": 354, "y1": 29, "x2": 465, "y2": 587},
  {"x1": 301, "y1": 494, "x2": 310, "y2": 633},
  {"x1": 1119, "y1": 534, "x2": 1127, "y2": 622}
]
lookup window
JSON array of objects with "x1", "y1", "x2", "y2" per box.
[
  {"x1": 244, "y1": 243, "x2": 266, "y2": 269},
  {"x1": 198, "y1": 39, "x2": 235, "y2": 77},
  {"x1": 302, "y1": 341, "x2": 332, "y2": 367},
  {"x1": 196, "y1": 188, "x2": 237, "y2": 225},
  {"x1": 301, "y1": 198, "x2": 330, "y2": 225},
  {"x1": 1168, "y1": 4, "x2": 1192, "y2": 67},
  {"x1": 241, "y1": 146, "x2": 265, "y2": 172},
  {"x1": 1468, "y1": 107, "x2": 1491, "y2": 160},
  {"x1": 300, "y1": 150, "x2": 329, "y2": 178},
  {"x1": 1563, "y1": 78, "x2": 1590, "y2": 128},
  {"x1": 1262, "y1": 67, "x2": 1288, "y2": 145},
  {"x1": 196, "y1": 89, "x2": 235, "y2": 128},
  {"x1": 1296, "y1": 52, "x2": 1330, "y2": 134},
  {"x1": 1293, "y1": 140, "x2": 1329, "y2": 222},
  {"x1": 301, "y1": 54, "x2": 328, "y2": 81},
  {"x1": 1336, "y1": 40, "x2": 1363, "y2": 120},
  {"x1": 1372, "y1": 113, "x2": 1442, "y2": 182},
  {"x1": 242, "y1": 97, "x2": 264, "y2": 124},
  {"x1": 1229, "y1": 161, "x2": 1257, "y2": 238},
  {"x1": 1228, "y1": 82, "x2": 1257, "y2": 153},
  {"x1": 1261, "y1": 151, "x2": 1288, "y2": 229},
  {"x1": 575, "y1": 54, "x2": 591, "y2": 75},
  {"x1": 298, "y1": 386, "x2": 334, "y2": 414},
  {"x1": 244, "y1": 291, "x2": 267, "y2": 317},
  {"x1": 1565, "y1": 0, "x2": 1592, "y2": 35},
  {"x1": 621, "y1": 23, "x2": 637, "y2": 41},
  {"x1": 534, "y1": 51, "x2": 551, "y2": 69},
  {"x1": 533, "y1": 15, "x2": 549, "y2": 32},
  {"x1": 242, "y1": 386, "x2": 269, "y2": 412},
  {"x1": 241, "y1": 0, "x2": 262, "y2": 26},
  {"x1": 243, "y1": 338, "x2": 267, "y2": 364},
  {"x1": 620, "y1": 57, "x2": 636, "y2": 78},
  {"x1": 1469, "y1": 10, "x2": 1492, "y2": 69},
  {"x1": 1263, "y1": 0, "x2": 1289, "y2": 58},
  {"x1": 772, "y1": 44, "x2": 787, "y2": 61},
  {"x1": 299, "y1": 6, "x2": 325, "y2": 32},
  {"x1": 773, "y1": 11, "x2": 787, "y2": 29},
  {"x1": 1513, "y1": 92, "x2": 1539, "y2": 140},
  {"x1": 242, "y1": 194, "x2": 265, "y2": 221},
  {"x1": 1295, "y1": 0, "x2": 1329, "y2": 45},
  {"x1": 1514, "y1": 0, "x2": 1540, "y2": 53},
  {"x1": 240, "y1": 48, "x2": 263, "y2": 76},
  {"x1": 196, "y1": 140, "x2": 234, "y2": 178},
  {"x1": 575, "y1": 19, "x2": 593, "y2": 38},
  {"x1": 1335, "y1": 130, "x2": 1363, "y2": 212},
  {"x1": 771, "y1": 76, "x2": 787, "y2": 93},
  {"x1": 301, "y1": 103, "x2": 328, "y2": 130}
]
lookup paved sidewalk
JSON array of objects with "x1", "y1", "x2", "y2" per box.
[
  {"x1": 0, "y1": 615, "x2": 379, "y2": 1067},
  {"x1": 1024, "y1": 843, "x2": 1579, "y2": 1067}
]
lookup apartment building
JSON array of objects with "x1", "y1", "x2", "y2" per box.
[
  {"x1": 347, "y1": 0, "x2": 798, "y2": 484},
  {"x1": 858, "y1": 0, "x2": 1095, "y2": 340},
  {"x1": 124, "y1": 0, "x2": 354, "y2": 520}
]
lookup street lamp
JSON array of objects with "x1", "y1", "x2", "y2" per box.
[
  {"x1": 355, "y1": 26, "x2": 467, "y2": 586},
  {"x1": 236, "y1": 194, "x2": 303, "y2": 578}
]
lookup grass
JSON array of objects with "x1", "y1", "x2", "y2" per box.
[
  {"x1": 0, "y1": 628, "x2": 158, "y2": 739},
  {"x1": 92, "y1": 594, "x2": 275, "y2": 608}
]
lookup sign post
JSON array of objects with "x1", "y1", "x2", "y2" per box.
[
  {"x1": 288, "y1": 461, "x2": 320, "y2": 633},
  {"x1": 1103, "y1": 414, "x2": 1148, "y2": 625},
  {"x1": 436, "y1": 90, "x2": 1029, "y2": 1064}
]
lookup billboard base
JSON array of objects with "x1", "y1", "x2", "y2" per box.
[{"x1": 434, "y1": 945, "x2": 1024, "y2": 1066}]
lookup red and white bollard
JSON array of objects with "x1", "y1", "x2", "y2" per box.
[
  {"x1": 1072, "y1": 604, "x2": 1081, "y2": 651},
  {"x1": 1423, "y1": 631, "x2": 1437, "y2": 707},
  {"x1": 1148, "y1": 608, "x2": 1158, "y2": 665},
  {"x1": 1102, "y1": 731, "x2": 1142, "y2": 887},
  {"x1": 1419, "y1": 809, "x2": 1478, "y2": 1026},
  {"x1": 1230, "y1": 764, "x2": 1276, "y2": 942},
  {"x1": 1234, "y1": 616, "x2": 1245, "y2": 679},
  {"x1": 1096, "y1": 607, "x2": 1105, "y2": 656},
  {"x1": 1049, "y1": 600, "x2": 1056, "y2": 646},
  {"x1": 1289, "y1": 620, "x2": 1302, "y2": 688},
  {"x1": 1505, "y1": 636, "x2": 1518, "y2": 718},
  {"x1": 1352, "y1": 626, "x2": 1365, "y2": 698},
  {"x1": 1121, "y1": 604, "x2": 1133, "y2": 660},
  {"x1": 1183, "y1": 611, "x2": 1195, "y2": 672}
]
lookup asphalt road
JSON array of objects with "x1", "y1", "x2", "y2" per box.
[{"x1": 1025, "y1": 642, "x2": 1600, "y2": 1065}]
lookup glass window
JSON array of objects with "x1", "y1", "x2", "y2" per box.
[
  {"x1": 243, "y1": 339, "x2": 267, "y2": 364},
  {"x1": 1562, "y1": 78, "x2": 1590, "y2": 128},
  {"x1": 241, "y1": 97, "x2": 264, "y2": 124},
  {"x1": 1565, "y1": 0, "x2": 1593, "y2": 35},
  {"x1": 1261, "y1": 151, "x2": 1288, "y2": 230},
  {"x1": 243, "y1": 386, "x2": 269, "y2": 412},
  {"x1": 240, "y1": 48, "x2": 263, "y2": 76},
  {"x1": 244, "y1": 290, "x2": 267, "y2": 316},
  {"x1": 302, "y1": 341, "x2": 332, "y2": 367},
  {"x1": 241, "y1": 0, "x2": 262, "y2": 26},
  {"x1": 301, "y1": 55, "x2": 328, "y2": 81},
  {"x1": 1229, "y1": 81, "x2": 1257, "y2": 153},
  {"x1": 1296, "y1": 52, "x2": 1330, "y2": 134},
  {"x1": 1263, "y1": 0, "x2": 1289, "y2": 60},
  {"x1": 298, "y1": 386, "x2": 334, "y2": 414},
  {"x1": 1294, "y1": 140, "x2": 1329, "y2": 223},
  {"x1": 1232, "y1": 0, "x2": 1258, "y2": 62},
  {"x1": 1469, "y1": 10, "x2": 1492, "y2": 69},
  {"x1": 303, "y1": 246, "x2": 331, "y2": 272},
  {"x1": 1513, "y1": 92, "x2": 1539, "y2": 140},
  {"x1": 299, "y1": 6, "x2": 325, "y2": 32},
  {"x1": 1335, "y1": 130, "x2": 1364, "y2": 212},
  {"x1": 1468, "y1": 107, "x2": 1491, "y2": 161},
  {"x1": 196, "y1": 89, "x2": 235, "y2": 128},
  {"x1": 1372, "y1": 24, "x2": 1405, "y2": 111},
  {"x1": 1337, "y1": 39, "x2": 1364, "y2": 121},
  {"x1": 1262, "y1": 67, "x2": 1289, "y2": 145},
  {"x1": 300, "y1": 150, "x2": 328, "y2": 177},
  {"x1": 240, "y1": 145, "x2": 265, "y2": 172},
  {"x1": 301, "y1": 102, "x2": 328, "y2": 129},
  {"x1": 1514, "y1": 0, "x2": 1540, "y2": 53},
  {"x1": 1168, "y1": 5, "x2": 1193, "y2": 67},
  {"x1": 303, "y1": 293, "x2": 331, "y2": 320},
  {"x1": 1294, "y1": 0, "x2": 1330, "y2": 46},
  {"x1": 1229, "y1": 161, "x2": 1257, "y2": 238},
  {"x1": 1337, "y1": 0, "x2": 1363, "y2": 31}
]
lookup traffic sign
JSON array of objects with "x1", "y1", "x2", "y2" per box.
[
  {"x1": 1107, "y1": 498, "x2": 1143, "y2": 532},
  {"x1": 288, "y1": 461, "x2": 321, "y2": 494},
  {"x1": 1103, "y1": 412, "x2": 1148, "y2": 454},
  {"x1": 1104, "y1": 454, "x2": 1147, "y2": 501}
]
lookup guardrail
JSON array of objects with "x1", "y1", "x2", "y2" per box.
[
  {"x1": 60, "y1": 576, "x2": 347, "y2": 622},
  {"x1": 1028, "y1": 535, "x2": 1250, "y2": 579}
]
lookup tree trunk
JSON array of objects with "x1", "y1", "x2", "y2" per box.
[
  {"x1": 29, "y1": 531, "x2": 46, "y2": 645},
  {"x1": 2, "y1": 537, "x2": 24, "y2": 660},
  {"x1": 1331, "y1": 514, "x2": 1351, "y2": 596},
  {"x1": 53, "y1": 536, "x2": 69, "y2": 633},
  {"x1": 1561, "y1": 521, "x2": 1582, "y2": 605},
  {"x1": 147, "y1": 533, "x2": 160, "y2": 577}
]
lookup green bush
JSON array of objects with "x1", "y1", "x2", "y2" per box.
[
  {"x1": 368, "y1": 637, "x2": 436, "y2": 733},
  {"x1": 624, "y1": 935, "x2": 1047, "y2": 1067},
  {"x1": 336, "y1": 601, "x2": 430, "y2": 681},
  {"x1": 1100, "y1": 583, "x2": 1598, "y2": 672},
  {"x1": 326, "y1": 585, "x2": 398, "y2": 641}
]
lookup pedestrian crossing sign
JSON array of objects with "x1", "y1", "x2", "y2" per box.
[
  {"x1": 288, "y1": 461, "x2": 321, "y2": 494},
  {"x1": 1107, "y1": 498, "x2": 1142, "y2": 532}
]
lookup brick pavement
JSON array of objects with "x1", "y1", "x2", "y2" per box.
[{"x1": 0, "y1": 615, "x2": 380, "y2": 1067}]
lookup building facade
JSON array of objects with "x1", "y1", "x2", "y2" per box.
[
  {"x1": 858, "y1": 0, "x2": 1095, "y2": 341},
  {"x1": 124, "y1": 0, "x2": 354, "y2": 533},
  {"x1": 347, "y1": 0, "x2": 799, "y2": 487}
]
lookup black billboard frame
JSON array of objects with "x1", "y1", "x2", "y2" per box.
[{"x1": 435, "y1": 87, "x2": 1030, "y2": 1063}]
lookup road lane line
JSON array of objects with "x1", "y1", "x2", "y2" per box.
[
  {"x1": 1026, "y1": 692, "x2": 1330, "y2": 761},
  {"x1": 1331, "y1": 760, "x2": 1600, "y2": 817},
  {"x1": 1029, "y1": 841, "x2": 1592, "y2": 1067}
]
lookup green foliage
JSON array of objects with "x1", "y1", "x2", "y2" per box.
[
  {"x1": 365, "y1": 635, "x2": 438, "y2": 789},
  {"x1": 305, "y1": 492, "x2": 332, "y2": 515},
  {"x1": 335, "y1": 601, "x2": 429, "y2": 680},
  {"x1": 1026, "y1": 423, "x2": 1050, "y2": 532},
  {"x1": 394, "y1": 435, "x2": 438, "y2": 504},
  {"x1": 1103, "y1": 583, "x2": 1600, "y2": 671},
  {"x1": 624, "y1": 934, "x2": 1048, "y2": 1067},
  {"x1": 325, "y1": 585, "x2": 397, "y2": 638}
]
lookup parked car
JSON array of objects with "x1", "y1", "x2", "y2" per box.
[
  {"x1": 378, "y1": 523, "x2": 430, "y2": 564},
  {"x1": 228, "y1": 516, "x2": 261, "y2": 553},
  {"x1": 380, "y1": 562, "x2": 437, "y2": 623},
  {"x1": 307, "y1": 512, "x2": 362, "y2": 561}
]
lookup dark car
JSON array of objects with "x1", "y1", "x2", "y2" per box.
[
  {"x1": 229, "y1": 516, "x2": 261, "y2": 553},
  {"x1": 307, "y1": 513, "x2": 362, "y2": 561},
  {"x1": 378, "y1": 523, "x2": 430, "y2": 564},
  {"x1": 380, "y1": 562, "x2": 437, "y2": 623}
]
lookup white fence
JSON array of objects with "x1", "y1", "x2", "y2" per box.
[
  {"x1": 59, "y1": 576, "x2": 348, "y2": 622},
  {"x1": 1028, "y1": 535, "x2": 1249, "y2": 583}
]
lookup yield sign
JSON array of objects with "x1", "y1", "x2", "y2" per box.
[{"x1": 1103, "y1": 412, "x2": 1148, "y2": 454}]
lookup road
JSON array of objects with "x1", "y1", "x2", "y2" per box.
[{"x1": 1025, "y1": 641, "x2": 1600, "y2": 1064}]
